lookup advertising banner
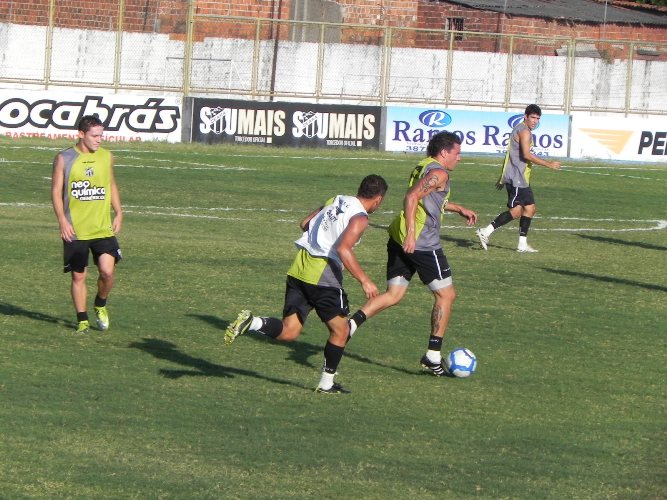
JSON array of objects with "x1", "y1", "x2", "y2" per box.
[
  {"x1": 385, "y1": 106, "x2": 569, "y2": 158},
  {"x1": 570, "y1": 115, "x2": 667, "y2": 163},
  {"x1": 0, "y1": 90, "x2": 181, "y2": 142},
  {"x1": 192, "y1": 99, "x2": 381, "y2": 149}
]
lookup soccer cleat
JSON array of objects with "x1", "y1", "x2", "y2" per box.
[
  {"x1": 420, "y1": 354, "x2": 452, "y2": 377},
  {"x1": 225, "y1": 310, "x2": 253, "y2": 345},
  {"x1": 517, "y1": 245, "x2": 538, "y2": 253},
  {"x1": 475, "y1": 228, "x2": 489, "y2": 250},
  {"x1": 315, "y1": 382, "x2": 351, "y2": 394},
  {"x1": 76, "y1": 320, "x2": 90, "y2": 334},
  {"x1": 94, "y1": 306, "x2": 109, "y2": 330}
]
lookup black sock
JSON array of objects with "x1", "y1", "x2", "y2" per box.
[
  {"x1": 492, "y1": 211, "x2": 514, "y2": 229},
  {"x1": 94, "y1": 295, "x2": 107, "y2": 308},
  {"x1": 350, "y1": 310, "x2": 366, "y2": 329},
  {"x1": 257, "y1": 317, "x2": 283, "y2": 339},
  {"x1": 519, "y1": 216, "x2": 532, "y2": 237},
  {"x1": 348, "y1": 310, "x2": 367, "y2": 341},
  {"x1": 428, "y1": 335, "x2": 443, "y2": 352},
  {"x1": 77, "y1": 311, "x2": 88, "y2": 322},
  {"x1": 323, "y1": 341, "x2": 345, "y2": 374}
]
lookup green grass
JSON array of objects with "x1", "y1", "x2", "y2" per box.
[{"x1": 1, "y1": 137, "x2": 665, "y2": 499}]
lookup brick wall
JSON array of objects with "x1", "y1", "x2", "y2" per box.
[{"x1": 1, "y1": 0, "x2": 665, "y2": 48}]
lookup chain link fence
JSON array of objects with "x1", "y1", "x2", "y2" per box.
[{"x1": 1, "y1": 3, "x2": 665, "y2": 114}]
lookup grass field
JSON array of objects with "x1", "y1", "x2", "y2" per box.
[{"x1": 1, "y1": 137, "x2": 665, "y2": 499}]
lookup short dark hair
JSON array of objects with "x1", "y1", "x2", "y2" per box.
[
  {"x1": 524, "y1": 104, "x2": 542, "y2": 116},
  {"x1": 357, "y1": 174, "x2": 388, "y2": 199},
  {"x1": 426, "y1": 131, "x2": 462, "y2": 158},
  {"x1": 77, "y1": 115, "x2": 104, "y2": 133}
]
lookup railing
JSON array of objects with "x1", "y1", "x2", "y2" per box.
[{"x1": 0, "y1": 6, "x2": 665, "y2": 115}]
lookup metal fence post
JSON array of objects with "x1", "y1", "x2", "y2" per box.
[
  {"x1": 625, "y1": 42, "x2": 635, "y2": 115},
  {"x1": 113, "y1": 0, "x2": 125, "y2": 93},
  {"x1": 445, "y1": 31, "x2": 454, "y2": 105},
  {"x1": 380, "y1": 26, "x2": 391, "y2": 107},
  {"x1": 503, "y1": 34, "x2": 514, "y2": 109},
  {"x1": 183, "y1": 0, "x2": 196, "y2": 96},
  {"x1": 43, "y1": 0, "x2": 55, "y2": 89}
]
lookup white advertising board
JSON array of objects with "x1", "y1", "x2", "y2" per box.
[
  {"x1": 385, "y1": 106, "x2": 569, "y2": 158},
  {"x1": 0, "y1": 90, "x2": 181, "y2": 143},
  {"x1": 570, "y1": 115, "x2": 667, "y2": 163}
]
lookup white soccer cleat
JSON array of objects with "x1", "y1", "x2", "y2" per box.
[
  {"x1": 475, "y1": 228, "x2": 489, "y2": 250},
  {"x1": 517, "y1": 245, "x2": 538, "y2": 253}
]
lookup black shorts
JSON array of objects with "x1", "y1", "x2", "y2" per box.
[
  {"x1": 63, "y1": 237, "x2": 122, "y2": 273},
  {"x1": 283, "y1": 275, "x2": 349, "y2": 324},
  {"x1": 385, "y1": 238, "x2": 452, "y2": 286},
  {"x1": 506, "y1": 183, "x2": 535, "y2": 208}
]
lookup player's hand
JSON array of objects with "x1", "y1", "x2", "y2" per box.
[
  {"x1": 112, "y1": 214, "x2": 123, "y2": 234},
  {"x1": 361, "y1": 279, "x2": 379, "y2": 299},
  {"x1": 59, "y1": 220, "x2": 75, "y2": 242},
  {"x1": 402, "y1": 238, "x2": 416, "y2": 254},
  {"x1": 550, "y1": 161, "x2": 561, "y2": 170},
  {"x1": 460, "y1": 208, "x2": 478, "y2": 226},
  {"x1": 495, "y1": 180, "x2": 504, "y2": 190}
]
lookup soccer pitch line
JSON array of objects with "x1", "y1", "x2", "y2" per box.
[
  {"x1": 558, "y1": 166, "x2": 665, "y2": 182},
  {"x1": 5, "y1": 202, "x2": 663, "y2": 233},
  {"x1": 477, "y1": 161, "x2": 666, "y2": 181}
]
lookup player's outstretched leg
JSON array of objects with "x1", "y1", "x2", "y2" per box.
[{"x1": 225, "y1": 310, "x2": 253, "y2": 345}]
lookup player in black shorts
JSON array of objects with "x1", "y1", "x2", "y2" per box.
[{"x1": 476, "y1": 104, "x2": 561, "y2": 253}]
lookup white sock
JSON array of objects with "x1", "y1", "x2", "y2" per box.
[
  {"x1": 318, "y1": 370, "x2": 335, "y2": 390},
  {"x1": 426, "y1": 349, "x2": 442, "y2": 363},
  {"x1": 348, "y1": 319, "x2": 358, "y2": 336},
  {"x1": 484, "y1": 224, "x2": 495, "y2": 236},
  {"x1": 249, "y1": 317, "x2": 263, "y2": 331},
  {"x1": 518, "y1": 235, "x2": 528, "y2": 248}
]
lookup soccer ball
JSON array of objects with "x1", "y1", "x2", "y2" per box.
[{"x1": 445, "y1": 348, "x2": 477, "y2": 378}]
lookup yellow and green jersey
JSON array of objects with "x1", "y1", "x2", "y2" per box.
[
  {"x1": 60, "y1": 145, "x2": 114, "y2": 240},
  {"x1": 388, "y1": 158, "x2": 451, "y2": 251}
]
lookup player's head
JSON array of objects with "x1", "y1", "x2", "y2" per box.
[
  {"x1": 524, "y1": 104, "x2": 543, "y2": 130},
  {"x1": 357, "y1": 174, "x2": 388, "y2": 213},
  {"x1": 427, "y1": 131, "x2": 462, "y2": 169},
  {"x1": 426, "y1": 131, "x2": 461, "y2": 159},
  {"x1": 524, "y1": 104, "x2": 542, "y2": 117},
  {"x1": 78, "y1": 115, "x2": 104, "y2": 133},
  {"x1": 77, "y1": 115, "x2": 104, "y2": 153}
]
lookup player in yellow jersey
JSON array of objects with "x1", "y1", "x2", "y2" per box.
[
  {"x1": 226, "y1": 175, "x2": 388, "y2": 394},
  {"x1": 347, "y1": 131, "x2": 478, "y2": 377},
  {"x1": 476, "y1": 104, "x2": 561, "y2": 253},
  {"x1": 51, "y1": 115, "x2": 123, "y2": 334}
]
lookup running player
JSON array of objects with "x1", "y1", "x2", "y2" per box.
[
  {"x1": 225, "y1": 174, "x2": 388, "y2": 394},
  {"x1": 476, "y1": 104, "x2": 561, "y2": 252},
  {"x1": 347, "y1": 131, "x2": 478, "y2": 377}
]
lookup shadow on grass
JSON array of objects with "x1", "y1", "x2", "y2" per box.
[
  {"x1": 187, "y1": 312, "x2": 417, "y2": 376},
  {"x1": 541, "y1": 268, "x2": 667, "y2": 293},
  {"x1": 186, "y1": 313, "x2": 227, "y2": 331},
  {"x1": 441, "y1": 233, "x2": 477, "y2": 249},
  {"x1": 128, "y1": 337, "x2": 311, "y2": 390},
  {"x1": 0, "y1": 301, "x2": 74, "y2": 328},
  {"x1": 576, "y1": 234, "x2": 667, "y2": 251},
  {"x1": 369, "y1": 222, "x2": 478, "y2": 249},
  {"x1": 244, "y1": 334, "x2": 418, "y2": 377}
]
